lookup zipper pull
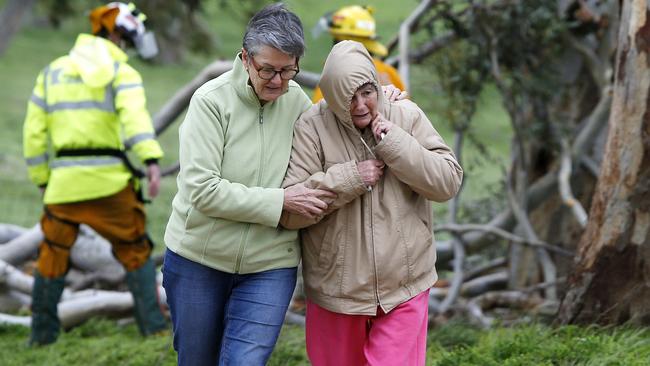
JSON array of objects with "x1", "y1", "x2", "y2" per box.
[{"x1": 259, "y1": 107, "x2": 263, "y2": 124}]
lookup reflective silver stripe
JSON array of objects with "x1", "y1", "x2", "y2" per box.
[
  {"x1": 50, "y1": 68, "x2": 62, "y2": 85},
  {"x1": 42, "y1": 66, "x2": 50, "y2": 111},
  {"x1": 47, "y1": 82, "x2": 115, "y2": 113},
  {"x1": 124, "y1": 132, "x2": 156, "y2": 148},
  {"x1": 115, "y1": 83, "x2": 143, "y2": 93},
  {"x1": 50, "y1": 157, "x2": 123, "y2": 169},
  {"x1": 26, "y1": 153, "x2": 49, "y2": 166},
  {"x1": 30, "y1": 94, "x2": 47, "y2": 110}
]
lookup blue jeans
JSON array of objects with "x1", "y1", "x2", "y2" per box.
[{"x1": 162, "y1": 249, "x2": 297, "y2": 366}]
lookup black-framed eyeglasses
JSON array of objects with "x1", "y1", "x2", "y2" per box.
[{"x1": 249, "y1": 56, "x2": 299, "y2": 80}]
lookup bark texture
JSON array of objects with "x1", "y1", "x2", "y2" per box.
[{"x1": 558, "y1": 0, "x2": 650, "y2": 325}]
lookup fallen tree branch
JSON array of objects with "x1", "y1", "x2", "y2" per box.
[
  {"x1": 435, "y1": 223, "x2": 573, "y2": 256},
  {"x1": 0, "y1": 258, "x2": 36, "y2": 295},
  {"x1": 0, "y1": 223, "x2": 27, "y2": 244},
  {"x1": 284, "y1": 311, "x2": 305, "y2": 327},
  {"x1": 0, "y1": 312, "x2": 30, "y2": 327},
  {"x1": 465, "y1": 257, "x2": 507, "y2": 281},
  {"x1": 466, "y1": 290, "x2": 544, "y2": 328},
  {"x1": 153, "y1": 60, "x2": 232, "y2": 135},
  {"x1": 431, "y1": 271, "x2": 508, "y2": 300},
  {"x1": 0, "y1": 224, "x2": 41, "y2": 264}
]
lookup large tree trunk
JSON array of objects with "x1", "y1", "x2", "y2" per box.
[{"x1": 557, "y1": 0, "x2": 650, "y2": 325}]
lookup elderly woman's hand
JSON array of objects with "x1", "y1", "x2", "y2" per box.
[
  {"x1": 357, "y1": 159, "x2": 385, "y2": 189},
  {"x1": 283, "y1": 184, "x2": 337, "y2": 219},
  {"x1": 381, "y1": 84, "x2": 408, "y2": 102},
  {"x1": 371, "y1": 113, "x2": 393, "y2": 142}
]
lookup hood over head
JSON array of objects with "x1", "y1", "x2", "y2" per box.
[
  {"x1": 319, "y1": 40, "x2": 386, "y2": 130},
  {"x1": 69, "y1": 34, "x2": 127, "y2": 88}
]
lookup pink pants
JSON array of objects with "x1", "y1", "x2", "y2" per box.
[{"x1": 305, "y1": 290, "x2": 429, "y2": 366}]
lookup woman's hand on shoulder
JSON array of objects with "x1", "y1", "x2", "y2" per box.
[{"x1": 381, "y1": 84, "x2": 408, "y2": 102}]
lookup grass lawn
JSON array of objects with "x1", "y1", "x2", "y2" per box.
[{"x1": 0, "y1": 319, "x2": 648, "y2": 365}]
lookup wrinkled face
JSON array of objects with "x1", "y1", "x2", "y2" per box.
[
  {"x1": 350, "y1": 83, "x2": 378, "y2": 129},
  {"x1": 241, "y1": 46, "x2": 298, "y2": 103}
]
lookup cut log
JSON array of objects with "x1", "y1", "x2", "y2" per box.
[
  {"x1": 0, "y1": 223, "x2": 27, "y2": 244},
  {"x1": 0, "y1": 224, "x2": 42, "y2": 264}
]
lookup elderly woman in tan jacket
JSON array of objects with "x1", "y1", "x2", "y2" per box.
[{"x1": 281, "y1": 40, "x2": 462, "y2": 366}]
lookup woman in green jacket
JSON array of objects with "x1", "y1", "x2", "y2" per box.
[{"x1": 162, "y1": 4, "x2": 335, "y2": 365}]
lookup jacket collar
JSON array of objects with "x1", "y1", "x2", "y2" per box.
[{"x1": 232, "y1": 52, "x2": 264, "y2": 107}]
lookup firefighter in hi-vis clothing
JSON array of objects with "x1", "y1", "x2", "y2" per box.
[
  {"x1": 311, "y1": 5, "x2": 406, "y2": 103},
  {"x1": 23, "y1": 2, "x2": 166, "y2": 345}
]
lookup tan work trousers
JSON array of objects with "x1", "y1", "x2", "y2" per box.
[{"x1": 38, "y1": 184, "x2": 152, "y2": 278}]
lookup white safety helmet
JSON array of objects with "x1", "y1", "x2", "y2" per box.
[{"x1": 89, "y1": 2, "x2": 158, "y2": 59}]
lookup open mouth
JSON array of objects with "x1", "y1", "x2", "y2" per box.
[{"x1": 353, "y1": 112, "x2": 370, "y2": 119}]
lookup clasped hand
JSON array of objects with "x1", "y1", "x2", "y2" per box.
[
  {"x1": 370, "y1": 113, "x2": 393, "y2": 142},
  {"x1": 283, "y1": 184, "x2": 337, "y2": 219},
  {"x1": 357, "y1": 159, "x2": 385, "y2": 189}
]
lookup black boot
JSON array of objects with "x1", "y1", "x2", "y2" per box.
[
  {"x1": 29, "y1": 271, "x2": 65, "y2": 346},
  {"x1": 126, "y1": 259, "x2": 167, "y2": 335}
]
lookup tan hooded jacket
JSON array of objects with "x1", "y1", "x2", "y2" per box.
[{"x1": 281, "y1": 41, "x2": 463, "y2": 315}]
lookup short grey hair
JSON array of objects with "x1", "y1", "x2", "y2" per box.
[{"x1": 242, "y1": 3, "x2": 305, "y2": 58}]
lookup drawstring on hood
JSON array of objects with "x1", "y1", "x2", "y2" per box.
[{"x1": 319, "y1": 41, "x2": 388, "y2": 132}]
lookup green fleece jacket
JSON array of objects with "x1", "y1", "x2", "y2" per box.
[{"x1": 164, "y1": 53, "x2": 312, "y2": 273}]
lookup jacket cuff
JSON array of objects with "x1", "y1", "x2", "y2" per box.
[
  {"x1": 375, "y1": 125, "x2": 408, "y2": 162},
  {"x1": 265, "y1": 188, "x2": 286, "y2": 227},
  {"x1": 144, "y1": 158, "x2": 159, "y2": 166},
  {"x1": 342, "y1": 160, "x2": 368, "y2": 195}
]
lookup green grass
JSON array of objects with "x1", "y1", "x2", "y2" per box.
[
  {"x1": 427, "y1": 323, "x2": 650, "y2": 366},
  {"x1": 1, "y1": 320, "x2": 648, "y2": 365}
]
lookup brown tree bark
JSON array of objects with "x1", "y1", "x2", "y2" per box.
[{"x1": 557, "y1": 0, "x2": 650, "y2": 325}]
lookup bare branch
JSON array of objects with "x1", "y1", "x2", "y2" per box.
[
  {"x1": 466, "y1": 290, "x2": 544, "y2": 328},
  {"x1": 153, "y1": 60, "x2": 232, "y2": 135},
  {"x1": 398, "y1": 0, "x2": 437, "y2": 90},
  {"x1": 385, "y1": 32, "x2": 456, "y2": 67},
  {"x1": 559, "y1": 139, "x2": 588, "y2": 227},
  {"x1": 434, "y1": 223, "x2": 573, "y2": 256},
  {"x1": 465, "y1": 257, "x2": 507, "y2": 280},
  {"x1": 506, "y1": 160, "x2": 558, "y2": 300},
  {"x1": 580, "y1": 156, "x2": 600, "y2": 177},
  {"x1": 572, "y1": 87, "x2": 612, "y2": 157},
  {"x1": 0, "y1": 223, "x2": 27, "y2": 244},
  {"x1": 565, "y1": 33, "x2": 607, "y2": 88}
]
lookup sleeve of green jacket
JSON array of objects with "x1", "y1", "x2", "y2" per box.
[
  {"x1": 114, "y1": 63, "x2": 163, "y2": 162},
  {"x1": 23, "y1": 70, "x2": 50, "y2": 187},
  {"x1": 179, "y1": 93, "x2": 285, "y2": 227}
]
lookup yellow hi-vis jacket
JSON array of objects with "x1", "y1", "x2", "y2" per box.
[{"x1": 23, "y1": 34, "x2": 163, "y2": 204}]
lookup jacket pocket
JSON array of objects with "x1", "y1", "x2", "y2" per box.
[
  {"x1": 184, "y1": 206, "x2": 208, "y2": 231},
  {"x1": 316, "y1": 214, "x2": 342, "y2": 270},
  {"x1": 394, "y1": 196, "x2": 433, "y2": 280}
]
